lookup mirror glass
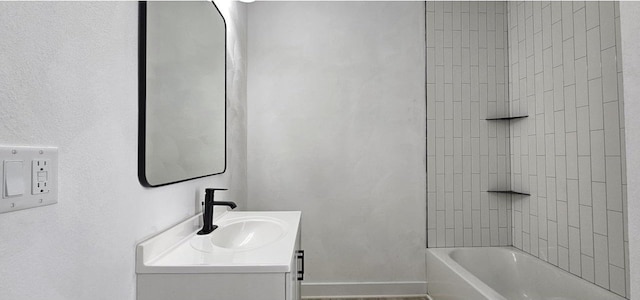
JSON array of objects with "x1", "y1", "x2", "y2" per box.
[{"x1": 139, "y1": 1, "x2": 226, "y2": 187}]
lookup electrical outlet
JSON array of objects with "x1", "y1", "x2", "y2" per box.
[{"x1": 32, "y1": 159, "x2": 51, "y2": 194}]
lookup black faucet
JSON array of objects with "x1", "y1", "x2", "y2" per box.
[{"x1": 197, "y1": 188, "x2": 237, "y2": 235}]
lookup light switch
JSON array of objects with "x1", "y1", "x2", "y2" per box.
[{"x1": 4, "y1": 160, "x2": 25, "y2": 198}]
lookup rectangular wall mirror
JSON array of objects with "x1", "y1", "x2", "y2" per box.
[{"x1": 138, "y1": 0, "x2": 227, "y2": 187}]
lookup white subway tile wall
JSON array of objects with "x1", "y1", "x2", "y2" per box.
[
  {"x1": 507, "y1": 1, "x2": 628, "y2": 297},
  {"x1": 427, "y1": 1, "x2": 629, "y2": 298},
  {"x1": 427, "y1": 2, "x2": 512, "y2": 248}
]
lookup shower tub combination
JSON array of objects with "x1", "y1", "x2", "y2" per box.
[{"x1": 426, "y1": 247, "x2": 625, "y2": 300}]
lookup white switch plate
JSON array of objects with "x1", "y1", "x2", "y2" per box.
[{"x1": 0, "y1": 146, "x2": 58, "y2": 214}]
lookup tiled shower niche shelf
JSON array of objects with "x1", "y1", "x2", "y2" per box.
[
  {"x1": 487, "y1": 190, "x2": 530, "y2": 196},
  {"x1": 485, "y1": 115, "x2": 528, "y2": 120}
]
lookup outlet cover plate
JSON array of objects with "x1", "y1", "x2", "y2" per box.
[{"x1": 0, "y1": 146, "x2": 58, "y2": 214}]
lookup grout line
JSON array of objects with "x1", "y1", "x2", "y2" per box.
[
  {"x1": 424, "y1": 0, "x2": 429, "y2": 249},
  {"x1": 595, "y1": 1, "x2": 611, "y2": 287}
]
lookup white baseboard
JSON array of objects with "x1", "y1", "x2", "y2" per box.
[{"x1": 301, "y1": 281, "x2": 427, "y2": 298}]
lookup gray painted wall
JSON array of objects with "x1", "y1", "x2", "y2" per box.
[
  {"x1": 247, "y1": 1, "x2": 426, "y2": 284},
  {"x1": 620, "y1": 2, "x2": 640, "y2": 298}
]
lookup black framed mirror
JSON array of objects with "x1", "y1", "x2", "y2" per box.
[{"x1": 138, "y1": 1, "x2": 227, "y2": 187}]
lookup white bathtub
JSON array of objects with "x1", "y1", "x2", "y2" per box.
[{"x1": 426, "y1": 247, "x2": 625, "y2": 300}]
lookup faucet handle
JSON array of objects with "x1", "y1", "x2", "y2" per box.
[{"x1": 204, "y1": 188, "x2": 228, "y2": 199}]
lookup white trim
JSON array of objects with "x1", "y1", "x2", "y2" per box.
[
  {"x1": 301, "y1": 281, "x2": 428, "y2": 298},
  {"x1": 302, "y1": 296, "x2": 428, "y2": 300}
]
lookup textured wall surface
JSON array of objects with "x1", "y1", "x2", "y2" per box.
[
  {"x1": 620, "y1": 2, "x2": 640, "y2": 299},
  {"x1": 0, "y1": 2, "x2": 247, "y2": 299},
  {"x1": 247, "y1": 2, "x2": 426, "y2": 284},
  {"x1": 507, "y1": 2, "x2": 628, "y2": 297},
  {"x1": 426, "y1": 1, "x2": 512, "y2": 248}
]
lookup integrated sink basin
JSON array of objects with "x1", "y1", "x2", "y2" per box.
[
  {"x1": 211, "y1": 217, "x2": 287, "y2": 250},
  {"x1": 190, "y1": 216, "x2": 288, "y2": 252},
  {"x1": 136, "y1": 211, "x2": 302, "y2": 274}
]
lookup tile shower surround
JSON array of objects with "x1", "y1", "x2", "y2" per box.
[
  {"x1": 426, "y1": 1, "x2": 512, "y2": 249},
  {"x1": 426, "y1": 1, "x2": 629, "y2": 298},
  {"x1": 507, "y1": 1, "x2": 628, "y2": 297}
]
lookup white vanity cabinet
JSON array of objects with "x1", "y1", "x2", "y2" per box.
[
  {"x1": 286, "y1": 229, "x2": 303, "y2": 300},
  {"x1": 136, "y1": 211, "x2": 303, "y2": 300}
]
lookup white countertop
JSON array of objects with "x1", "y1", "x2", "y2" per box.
[{"x1": 136, "y1": 211, "x2": 302, "y2": 274}]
